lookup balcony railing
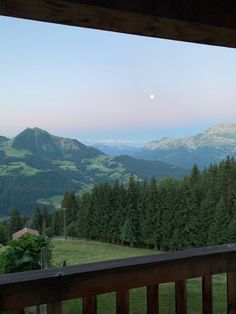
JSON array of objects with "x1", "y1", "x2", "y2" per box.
[{"x1": 1, "y1": 244, "x2": 236, "y2": 313}]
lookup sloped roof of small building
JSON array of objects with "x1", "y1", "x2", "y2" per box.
[{"x1": 12, "y1": 227, "x2": 39, "y2": 240}]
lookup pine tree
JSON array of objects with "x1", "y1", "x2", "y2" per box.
[
  {"x1": 125, "y1": 175, "x2": 140, "y2": 246},
  {"x1": 139, "y1": 181, "x2": 151, "y2": 247},
  {"x1": 61, "y1": 191, "x2": 78, "y2": 225},
  {"x1": 10, "y1": 209, "x2": 23, "y2": 234},
  {"x1": 228, "y1": 218, "x2": 236, "y2": 243},
  {"x1": 159, "y1": 178, "x2": 179, "y2": 250},
  {"x1": 190, "y1": 164, "x2": 200, "y2": 185},
  {"x1": 208, "y1": 198, "x2": 230, "y2": 245},
  {"x1": 0, "y1": 222, "x2": 9, "y2": 245},
  {"x1": 32, "y1": 208, "x2": 43, "y2": 233},
  {"x1": 141, "y1": 177, "x2": 160, "y2": 249},
  {"x1": 109, "y1": 181, "x2": 124, "y2": 244}
]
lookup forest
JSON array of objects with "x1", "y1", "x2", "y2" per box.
[{"x1": 1, "y1": 157, "x2": 236, "y2": 251}]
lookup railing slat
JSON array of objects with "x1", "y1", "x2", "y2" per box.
[
  {"x1": 48, "y1": 302, "x2": 63, "y2": 314},
  {"x1": 175, "y1": 280, "x2": 187, "y2": 314},
  {"x1": 116, "y1": 290, "x2": 129, "y2": 314},
  {"x1": 147, "y1": 285, "x2": 159, "y2": 314},
  {"x1": 202, "y1": 275, "x2": 213, "y2": 314},
  {"x1": 227, "y1": 272, "x2": 236, "y2": 314},
  {"x1": 83, "y1": 296, "x2": 97, "y2": 314}
]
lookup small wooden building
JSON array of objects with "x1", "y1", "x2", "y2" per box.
[{"x1": 12, "y1": 227, "x2": 39, "y2": 240}]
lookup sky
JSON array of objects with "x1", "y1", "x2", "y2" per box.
[{"x1": 1, "y1": 16, "x2": 236, "y2": 145}]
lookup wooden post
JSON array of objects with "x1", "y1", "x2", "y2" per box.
[
  {"x1": 227, "y1": 272, "x2": 236, "y2": 314},
  {"x1": 48, "y1": 302, "x2": 63, "y2": 314},
  {"x1": 116, "y1": 290, "x2": 129, "y2": 314},
  {"x1": 147, "y1": 285, "x2": 159, "y2": 314},
  {"x1": 83, "y1": 296, "x2": 97, "y2": 314},
  {"x1": 202, "y1": 275, "x2": 213, "y2": 314},
  {"x1": 175, "y1": 280, "x2": 187, "y2": 314}
]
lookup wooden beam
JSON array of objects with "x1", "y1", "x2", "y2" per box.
[
  {"x1": 1, "y1": 0, "x2": 236, "y2": 48},
  {"x1": 1, "y1": 245, "x2": 236, "y2": 309}
]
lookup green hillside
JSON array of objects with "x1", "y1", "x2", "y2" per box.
[{"x1": 0, "y1": 128, "x2": 188, "y2": 216}]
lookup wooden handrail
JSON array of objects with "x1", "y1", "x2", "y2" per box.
[{"x1": 1, "y1": 244, "x2": 236, "y2": 313}]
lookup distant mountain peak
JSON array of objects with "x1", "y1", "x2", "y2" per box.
[
  {"x1": 10, "y1": 127, "x2": 103, "y2": 161},
  {"x1": 136, "y1": 123, "x2": 236, "y2": 169},
  {"x1": 205, "y1": 123, "x2": 236, "y2": 136},
  {"x1": 0, "y1": 135, "x2": 9, "y2": 144},
  {"x1": 21, "y1": 127, "x2": 49, "y2": 134},
  {"x1": 12, "y1": 127, "x2": 61, "y2": 159}
]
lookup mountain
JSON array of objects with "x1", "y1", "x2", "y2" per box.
[
  {"x1": 113, "y1": 155, "x2": 187, "y2": 179},
  {"x1": 12, "y1": 128, "x2": 102, "y2": 160},
  {"x1": 136, "y1": 124, "x2": 236, "y2": 169},
  {"x1": 0, "y1": 128, "x2": 187, "y2": 216},
  {"x1": 0, "y1": 136, "x2": 8, "y2": 143},
  {"x1": 92, "y1": 142, "x2": 140, "y2": 156}
]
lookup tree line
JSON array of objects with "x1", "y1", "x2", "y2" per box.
[{"x1": 1, "y1": 157, "x2": 236, "y2": 251}]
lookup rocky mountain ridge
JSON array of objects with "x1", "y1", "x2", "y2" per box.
[{"x1": 136, "y1": 124, "x2": 236, "y2": 169}]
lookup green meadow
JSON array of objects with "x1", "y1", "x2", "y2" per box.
[{"x1": 51, "y1": 239, "x2": 227, "y2": 314}]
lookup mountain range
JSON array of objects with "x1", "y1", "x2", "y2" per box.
[
  {"x1": 92, "y1": 142, "x2": 140, "y2": 157},
  {"x1": 0, "y1": 128, "x2": 187, "y2": 216},
  {"x1": 130, "y1": 124, "x2": 236, "y2": 169}
]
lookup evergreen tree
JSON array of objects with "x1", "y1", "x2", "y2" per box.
[
  {"x1": 32, "y1": 208, "x2": 43, "y2": 234},
  {"x1": 190, "y1": 164, "x2": 200, "y2": 185},
  {"x1": 228, "y1": 218, "x2": 236, "y2": 243},
  {"x1": 0, "y1": 222, "x2": 9, "y2": 245},
  {"x1": 10, "y1": 209, "x2": 23, "y2": 234},
  {"x1": 139, "y1": 180, "x2": 151, "y2": 247},
  {"x1": 208, "y1": 198, "x2": 230, "y2": 245},
  {"x1": 109, "y1": 181, "x2": 124, "y2": 244},
  {"x1": 125, "y1": 175, "x2": 140, "y2": 246},
  {"x1": 61, "y1": 191, "x2": 78, "y2": 225},
  {"x1": 142, "y1": 177, "x2": 160, "y2": 249}
]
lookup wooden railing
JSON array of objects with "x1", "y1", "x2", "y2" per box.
[{"x1": 1, "y1": 244, "x2": 236, "y2": 313}]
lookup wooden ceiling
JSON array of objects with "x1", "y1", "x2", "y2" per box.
[{"x1": 1, "y1": 0, "x2": 236, "y2": 48}]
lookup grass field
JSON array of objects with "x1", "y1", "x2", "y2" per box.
[{"x1": 51, "y1": 239, "x2": 227, "y2": 314}]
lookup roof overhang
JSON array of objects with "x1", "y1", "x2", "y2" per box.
[{"x1": 1, "y1": 0, "x2": 236, "y2": 48}]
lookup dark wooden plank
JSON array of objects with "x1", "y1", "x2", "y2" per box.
[
  {"x1": 202, "y1": 275, "x2": 213, "y2": 314},
  {"x1": 116, "y1": 290, "x2": 129, "y2": 314},
  {"x1": 1, "y1": 244, "x2": 236, "y2": 309},
  {"x1": 83, "y1": 296, "x2": 97, "y2": 314},
  {"x1": 147, "y1": 285, "x2": 159, "y2": 314},
  {"x1": 1, "y1": 0, "x2": 236, "y2": 48},
  {"x1": 175, "y1": 280, "x2": 187, "y2": 314},
  {"x1": 227, "y1": 272, "x2": 236, "y2": 314},
  {"x1": 8, "y1": 309, "x2": 24, "y2": 314},
  {"x1": 48, "y1": 302, "x2": 63, "y2": 314}
]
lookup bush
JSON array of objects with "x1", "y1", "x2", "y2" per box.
[{"x1": 0, "y1": 234, "x2": 52, "y2": 273}]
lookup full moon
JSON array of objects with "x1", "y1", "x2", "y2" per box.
[{"x1": 149, "y1": 94, "x2": 155, "y2": 100}]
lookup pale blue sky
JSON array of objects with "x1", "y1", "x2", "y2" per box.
[{"x1": 1, "y1": 16, "x2": 236, "y2": 144}]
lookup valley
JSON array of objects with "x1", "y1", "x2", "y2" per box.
[{"x1": 0, "y1": 128, "x2": 187, "y2": 215}]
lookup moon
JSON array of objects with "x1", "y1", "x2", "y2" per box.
[{"x1": 149, "y1": 94, "x2": 155, "y2": 100}]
